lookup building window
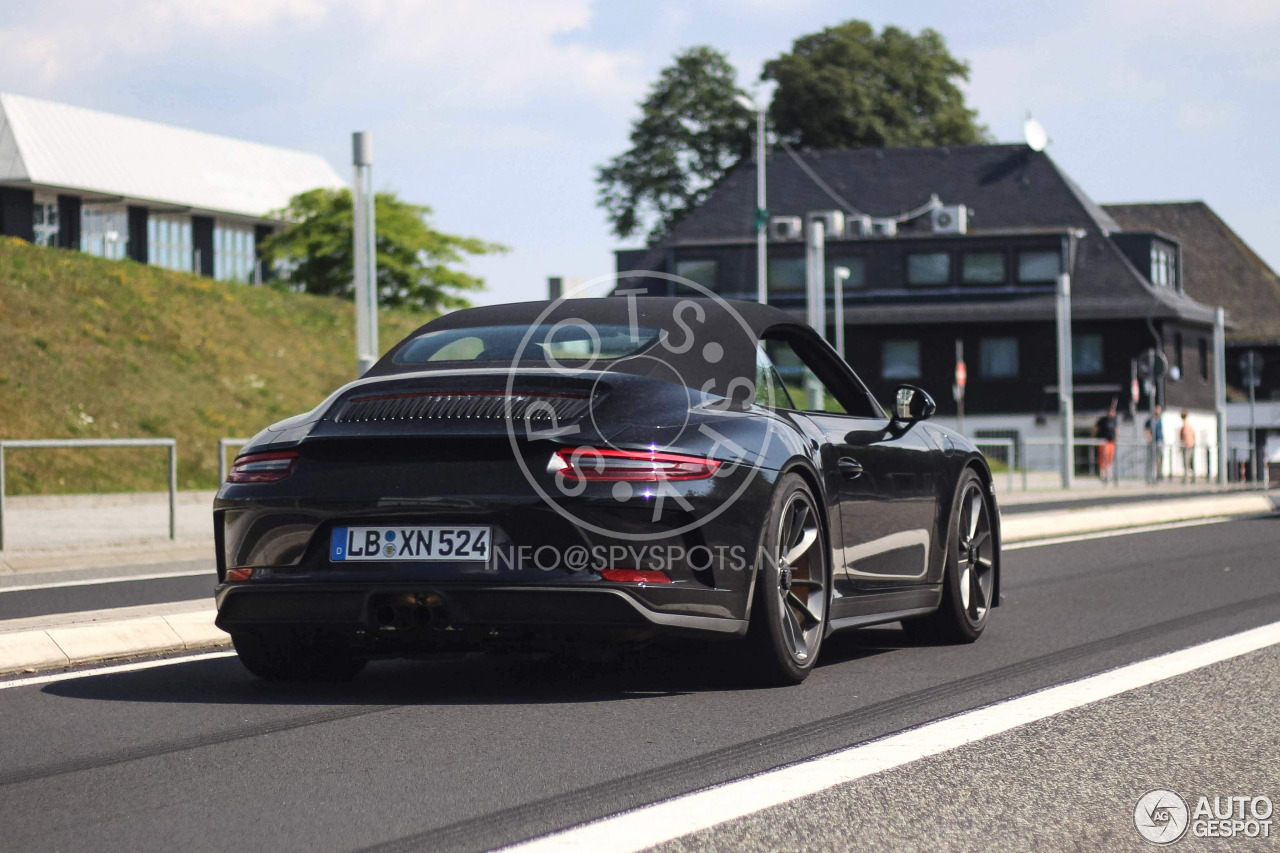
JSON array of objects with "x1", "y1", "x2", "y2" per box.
[
  {"x1": 33, "y1": 201, "x2": 59, "y2": 247},
  {"x1": 1199, "y1": 337, "x2": 1209, "y2": 382},
  {"x1": 148, "y1": 215, "x2": 193, "y2": 273},
  {"x1": 827, "y1": 257, "x2": 866, "y2": 291},
  {"x1": 1175, "y1": 333, "x2": 1184, "y2": 378},
  {"x1": 980, "y1": 337, "x2": 1019, "y2": 378},
  {"x1": 961, "y1": 251, "x2": 1006, "y2": 285},
  {"x1": 906, "y1": 252, "x2": 950, "y2": 286},
  {"x1": 882, "y1": 340, "x2": 921, "y2": 380},
  {"x1": 1072, "y1": 334, "x2": 1104, "y2": 375},
  {"x1": 1016, "y1": 249, "x2": 1060, "y2": 283},
  {"x1": 214, "y1": 222, "x2": 257, "y2": 282},
  {"x1": 1150, "y1": 245, "x2": 1176, "y2": 287},
  {"x1": 767, "y1": 257, "x2": 806, "y2": 296},
  {"x1": 80, "y1": 207, "x2": 128, "y2": 260}
]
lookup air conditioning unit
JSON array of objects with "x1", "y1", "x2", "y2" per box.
[
  {"x1": 844, "y1": 214, "x2": 873, "y2": 239},
  {"x1": 769, "y1": 216, "x2": 803, "y2": 241},
  {"x1": 805, "y1": 210, "x2": 845, "y2": 238},
  {"x1": 871, "y1": 218, "x2": 898, "y2": 237},
  {"x1": 931, "y1": 204, "x2": 968, "y2": 234}
]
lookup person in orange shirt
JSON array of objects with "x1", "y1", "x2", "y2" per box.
[
  {"x1": 1180, "y1": 411, "x2": 1197, "y2": 484},
  {"x1": 1093, "y1": 400, "x2": 1118, "y2": 484}
]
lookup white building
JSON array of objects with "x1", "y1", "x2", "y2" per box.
[{"x1": 0, "y1": 92, "x2": 343, "y2": 281}]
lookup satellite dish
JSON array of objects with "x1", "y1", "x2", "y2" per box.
[{"x1": 1023, "y1": 116, "x2": 1048, "y2": 152}]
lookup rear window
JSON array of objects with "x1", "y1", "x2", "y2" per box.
[{"x1": 393, "y1": 323, "x2": 662, "y2": 366}]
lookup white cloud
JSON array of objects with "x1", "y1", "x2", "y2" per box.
[{"x1": 0, "y1": 0, "x2": 642, "y2": 109}]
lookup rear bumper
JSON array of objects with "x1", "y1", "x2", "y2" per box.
[{"x1": 214, "y1": 582, "x2": 748, "y2": 637}]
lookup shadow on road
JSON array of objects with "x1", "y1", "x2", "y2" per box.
[{"x1": 39, "y1": 626, "x2": 907, "y2": 707}]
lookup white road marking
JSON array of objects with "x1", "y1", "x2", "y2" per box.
[
  {"x1": 0, "y1": 650, "x2": 235, "y2": 690},
  {"x1": 1004, "y1": 514, "x2": 1241, "y2": 550},
  {"x1": 0, "y1": 568, "x2": 212, "y2": 594},
  {"x1": 498, "y1": 619, "x2": 1280, "y2": 853}
]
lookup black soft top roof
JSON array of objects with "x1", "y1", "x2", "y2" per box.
[{"x1": 369, "y1": 297, "x2": 808, "y2": 394}]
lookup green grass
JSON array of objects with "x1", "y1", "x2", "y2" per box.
[{"x1": 0, "y1": 238, "x2": 433, "y2": 495}]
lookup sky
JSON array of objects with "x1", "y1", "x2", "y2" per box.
[{"x1": 3, "y1": 0, "x2": 1278, "y2": 307}]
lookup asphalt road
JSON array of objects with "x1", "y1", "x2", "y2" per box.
[
  {"x1": 0, "y1": 515, "x2": 1277, "y2": 853},
  {"x1": 0, "y1": 570, "x2": 214, "y2": 620}
]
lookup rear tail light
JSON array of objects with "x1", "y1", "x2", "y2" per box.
[
  {"x1": 227, "y1": 450, "x2": 298, "y2": 483},
  {"x1": 226, "y1": 567, "x2": 255, "y2": 582},
  {"x1": 600, "y1": 569, "x2": 672, "y2": 584},
  {"x1": 551, "y1": 447, "x2": 721, "y2": 482}
]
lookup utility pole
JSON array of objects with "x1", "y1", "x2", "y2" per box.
[
  {"x1": 1055, "y1": 232, "x2": 1077, "y2": 489},
  {"x1": 804, "y1": 216, "x2": 826, "y2": 410},
  {"x1": 1214, "y1": 308, "x2": 1227, "y2": 484},
  {"x1": 352, "y1": 132, "x2": 378, "y2": 376}
]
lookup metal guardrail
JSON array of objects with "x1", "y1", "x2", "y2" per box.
[
  {"x1": 971, "y1": 438, "x2": 1016, "y2": 493},
  {"x1": 0, "y1": 438, "x2": 177, "y2": 551},
  {"x1": 217, "y1": 438, "x2": 251, "y2": 484}
]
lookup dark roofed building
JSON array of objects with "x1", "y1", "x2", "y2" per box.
[
  {"x1": 615, "y1": 144, "x2": 1225, "y2": 474},
  {"x1": 1104, "y1": 201, "x2": 1280, "y2": 398},
  {"x1": 1105, "y1": 201, "x2": 1280, "y2": 477}
]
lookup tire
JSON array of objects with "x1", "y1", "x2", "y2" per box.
[
  {"x1": 902, "y1": 468, "x2": 996, "y2": 645},
  {"x1": 231, "y1": 629, "x2": 367, "y2": 682},
  {"x1": 739, "y1": 473, "x2": 830, "y2": 685}
]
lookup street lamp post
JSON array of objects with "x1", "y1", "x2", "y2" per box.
[
  {"x1": 1055, "y1": 230, "x2": 1079, "y2": 490},
  {"x1": 352, "y1": 132, "x2": 377, "y2": 376},
  {"x1": 735, "y1": 94, "x2": 767, "y2": 305}
]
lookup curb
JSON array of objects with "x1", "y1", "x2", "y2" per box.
[{"x1": 0, "y1": 607, "x2": 227, "y2": 676}]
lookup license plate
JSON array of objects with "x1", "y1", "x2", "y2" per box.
[{"x1": 330, "y1": 526, "x2": 491, "y2": 562}]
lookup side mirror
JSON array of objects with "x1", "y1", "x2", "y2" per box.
[{"x1": 893, "y1": 385, "x2": 936, "y2": 423}]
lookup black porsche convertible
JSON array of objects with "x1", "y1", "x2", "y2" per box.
[{"x1": 214, "y1": 296, "x2": 999, "y2": 684}]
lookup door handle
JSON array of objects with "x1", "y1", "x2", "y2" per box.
[{"x1": 838, "y1": 457, "x2": 864, "y2": 479}]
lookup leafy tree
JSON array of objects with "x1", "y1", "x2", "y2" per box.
[
  {"x1": 597, "y1": 46, "x2": 753, "y2": 243},
  {"x1": 260, "y1": 188, "x2": 506, "y2": 311},
  {"x1": 762, "y1": 21, "x2": 989, "y2": 149}
]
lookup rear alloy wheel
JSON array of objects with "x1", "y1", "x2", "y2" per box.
[
  {"x1": 743, "y1": 474, "x2": 829, "y2": 685},
  {"x1": 232, "y1": 629, "x2": 367, "y2": 682},
  {"x1": 903, "y1": 469, "x2": 994, "y2": 645}
]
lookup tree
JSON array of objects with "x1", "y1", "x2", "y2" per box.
[
  {"x1": 762, "y1": 21, "x2": 990, "y2": 150},
  {"x1": 597, "y1": 46, "x2": 753, "y2": 244},
  {"x1": 259, "y1": 188, "x2": 506, "y2": 311}
]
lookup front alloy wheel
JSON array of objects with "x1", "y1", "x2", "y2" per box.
[{"x1": 903, "y1": 468, "x2": 995, "y2": 645}]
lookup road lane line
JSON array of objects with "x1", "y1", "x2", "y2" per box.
[
  {"x1": 1004, "y1": 514, "x2": 1243, "y2": 550},
  {"x1": 0, "y1": 568, "x2": 212, "y2": 594},
  {"x1": 0, "y1": 650, "x2": 235, "y2": 690},
  {"x1": 498, "y1": 618, "x2": 1280, "y2": 853}
]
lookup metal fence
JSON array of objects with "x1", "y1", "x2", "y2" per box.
[
  {"x1": 971, "y1": 439, "x2": 1016, "y2": 493},
  {"x1": 217, "y1": 438, "x2": 251, "y2": 484},
  {"x1": 0, "y1": 438, "x2": 177, "y2": 551}
]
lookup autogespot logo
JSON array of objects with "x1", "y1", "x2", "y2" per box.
[
  {"x1": 1135, "y1": 789, "x2": 1190, "y2": 845},
  {"x1": 502, "y1": 272, "x2": 780, "y2": 542}
]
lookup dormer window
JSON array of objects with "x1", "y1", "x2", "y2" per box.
[{"x1": 1150, "y1": 245, "x2": 1176, "y2": 287}]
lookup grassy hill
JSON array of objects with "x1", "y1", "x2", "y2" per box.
[{"x1": 0, "y1": 238, "x2": 433, "y2": 495}]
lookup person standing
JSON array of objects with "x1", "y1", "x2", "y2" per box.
[
  {"x1": 1093, "y1": 400, "x2": 1118, "y2": 484},
  {"x1": 1180, "y1": 411, "x2": 1197, "y2": 484},
  {"x1": 1144, "y1": 405, "x2": 1165, "y2": 484}
]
